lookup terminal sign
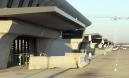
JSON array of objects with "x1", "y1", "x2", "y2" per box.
[{"x1": 62, "y1": 30, "x2": 84, "y2": 39}]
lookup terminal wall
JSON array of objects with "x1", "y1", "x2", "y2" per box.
[
  {"x1": 0, "y1": 20, "x2": 61, "y2": 68},
  {"x1": 48, "y1": 38, "x2": 72, "y2": 56}
]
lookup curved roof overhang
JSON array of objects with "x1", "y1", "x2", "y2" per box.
[
  {"x1": 48, "y1": 0, "x2": 92, "y2": 26},
  {"x1": 0, "y1": 6, "x2": 91, "y2": 31}
]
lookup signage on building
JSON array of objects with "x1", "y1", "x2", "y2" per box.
[{"x1": 62, "y1": 30, "x2": 84, "y2": 39}]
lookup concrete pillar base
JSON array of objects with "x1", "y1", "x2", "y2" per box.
[{"x1": 0, "y1": 33, "x2": 17, "y2": 68}]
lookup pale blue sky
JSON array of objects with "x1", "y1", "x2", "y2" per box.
[{"x1": 67, "y1": 0, "x2": 129, "y2": 43}]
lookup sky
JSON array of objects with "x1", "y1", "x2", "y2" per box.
[{"x1": 66, "y1": 0, "x2": 129, "y2": 43}]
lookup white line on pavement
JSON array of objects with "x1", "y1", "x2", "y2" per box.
[{"x1": 114, "y1": 68, "x2": 117, "y2": 72}]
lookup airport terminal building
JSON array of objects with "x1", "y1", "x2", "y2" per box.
[{"x1": 0, "y1": 0, "x2": 91, "y2": 68}]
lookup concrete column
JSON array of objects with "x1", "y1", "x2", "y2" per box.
[
  {"x1": 0, "y1": 0, "x2": 8, "y2": 8},
  {"x1": 36, "y1": 38, "x2": 55, "y2": 56},
  {"x1": 90, "y1": 42, "x2": 97, "y2": 55},
  {"x1": 11, "y1": 0, "x2": 20, "y2": 8},
  {"x1": 0, "y1": 33, "x2": 17, "y2": 68}
]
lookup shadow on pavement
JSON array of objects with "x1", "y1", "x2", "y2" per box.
[{"x1": 48, "y1": 69, "x2": 71, "y2": 78}]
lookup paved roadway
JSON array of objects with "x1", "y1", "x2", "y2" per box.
[
  {"x1": 0, "y1": 50, "x2": 129, "y2": 78},
  {"x1": 55, "y1": 50, "x2": 129, "y2": 78}
]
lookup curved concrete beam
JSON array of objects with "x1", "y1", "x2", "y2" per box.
[{"x1": 0, "y1": 20, "x2": 61, "y2": 38}]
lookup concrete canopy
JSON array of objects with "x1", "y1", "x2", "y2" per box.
[{"x1": 0, "y1": 6, "x2": 90, "y2": 31}]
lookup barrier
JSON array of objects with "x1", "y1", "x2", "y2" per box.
[
  {"x1": 95, "y1": 48, "x2": 112, "y2": 56},
  {"x1": 95, "y1": 49, "x2": 106, "y2": 55},
  {"x1": 78, "y1": 55, "x2": 89, "y2": 68},
  {"x1": 29, "y1": 53, "x2": 90, "y2": 70},
  {"x1": 29, "y1": 56, "x2": 48, "y2": 69},
  {"x1": 65, "y1": 53, "x2": 89, "y2": 68},
  {"x1": 49, "y1": 56, "x2": 77, "y2": 68},
  {"x1": 29, "y1": 56, "x2": 77, "y2": 69}
]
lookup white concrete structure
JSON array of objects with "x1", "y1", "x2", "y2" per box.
[{"x1": 0, "y1": 0, "x2": 91, "y2": 68}]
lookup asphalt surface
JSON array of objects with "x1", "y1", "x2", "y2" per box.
[
  {"x1": 55, "y1": 50, "x2": 129, "y2": 78},
  {"x1": 0, "y1": 50, "x2": 129, "y2": 78}
]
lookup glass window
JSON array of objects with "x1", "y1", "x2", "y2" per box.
[
  {"x1": 28, "y1": 0, "x2": 34, "y2": 7},
  {"x1": 7, "y1": 0, "x2": 14, "y2": 8},
  {"x1": 18, "y1": 0, "x2": 25, "y2": 7}
]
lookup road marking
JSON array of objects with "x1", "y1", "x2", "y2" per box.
[
  {"x1": 114, "y1": 64, "x2": 118, "y2": 72},
  {"x1": 114, "y1": 51, "x2": 120, "y2": 72},
  {"x1": 114, "y1": 68, "x2": 117, "y2": 72}
]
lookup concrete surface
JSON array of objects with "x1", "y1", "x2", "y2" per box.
[
  {"x1": 0, "y1": 20, "x2": 60, "y2": 68},
  {"x1": 55, "y1": 50, "x2": 129, "y2": 78},
  {"x1": 65, "y1": 53, "x2": 89, "y2": 68},
  {"x1": 95, "y1": 49, "x2": 108, "y2": 55},
  {"x1": 1, "y1": 50, "x2": 129, "y2": 78},
  {"x1": 0, "y1": 34, "x2": 17, "y2": 68},
  {"x1": 29, "y1": 53, "x2": 89, "y2": 69},
  {"x1": 29, "y1": 56, "x2": 77, "y2": 69},
  {"x1": 0, "y1": 67, "x2": 69, "y2": 78}
]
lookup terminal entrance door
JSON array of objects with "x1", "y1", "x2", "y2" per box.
[{"x1": 8, "y1": 36, "x2": 37, "y2": 67}]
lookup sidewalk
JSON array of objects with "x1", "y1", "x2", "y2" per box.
[
  {"x1": 0, "y1": 66, "x2": 69, "y2": 78},
  {"x1": 0, "y1": 52, "x2": 110, "y2": 78}
]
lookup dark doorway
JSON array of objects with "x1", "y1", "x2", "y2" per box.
[{"x1": 8, "y1": 36, "x2": 37, "y2": 67}]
